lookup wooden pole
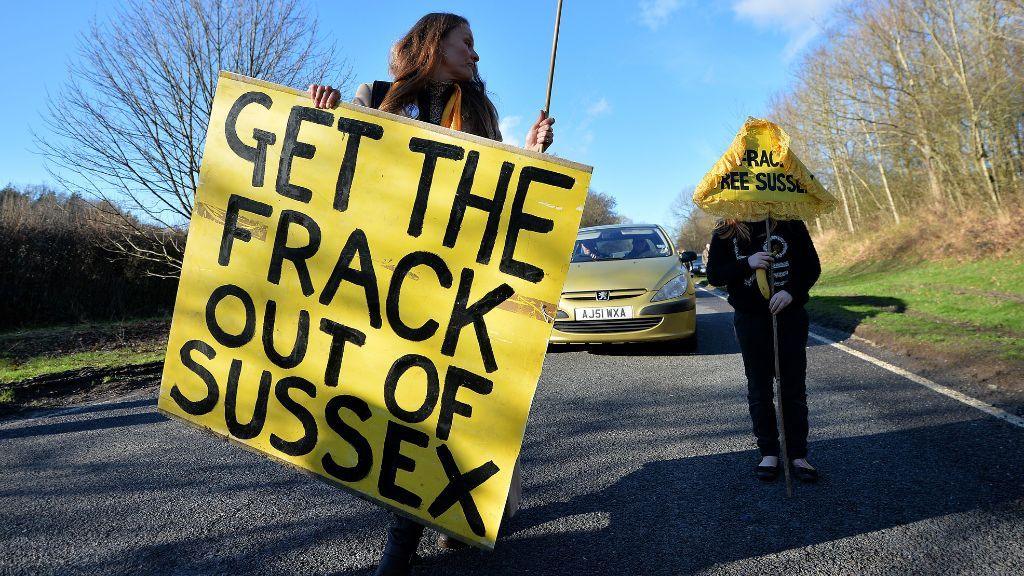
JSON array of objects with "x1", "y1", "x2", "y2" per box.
[
  {"x1": 767, "y1": 217, "x2": 794, "y2": 497},
  {"x1": 533, "y1": 0, "x2": 563, "y2": 152},
  {"x1": 543, "y1": 0, "x2": 564, "y2": 116}
]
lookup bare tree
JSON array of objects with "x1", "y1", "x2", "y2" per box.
[
  {"x1": 581, "y1": 189, "x2": 624, "y2": 227},
  {"x1": 37, "y1": 0, "x2": 350, "y2": 275},
  {"x1": 765, "y1": 0, "x2": 1022, "y2": 238},
  {"x1": 670, "y1": 187, "x2": 718, "y2": 251}
]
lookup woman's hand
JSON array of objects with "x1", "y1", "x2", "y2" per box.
[
  {"x1": 309, "y1": 84, "x2": 340, "y2": 109},
  {"x1": 525, "y1": 110, "x2": 555, "y2": 152},
  {"x1": 769, "y1": 290, "x2": 793, "y2": 314},
  {"x1": 747, "y1": 251, "x2": 773, "y2": 270}
]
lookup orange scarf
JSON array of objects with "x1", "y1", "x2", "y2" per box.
[{"x1": 440, "y1": 83, "x2": 463, "y2": 131}]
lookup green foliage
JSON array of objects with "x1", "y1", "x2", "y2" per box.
[{"x1": 809, "y1": 258, "x2": 1024, "y2": 363}]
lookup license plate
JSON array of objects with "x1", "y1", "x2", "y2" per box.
[{"x1": 574, "y1": 306, "x2": 633, "y2": 321}]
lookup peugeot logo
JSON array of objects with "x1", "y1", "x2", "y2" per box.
[{"x1": 596, "y1": 290, "x2": 610, "y2": 301}]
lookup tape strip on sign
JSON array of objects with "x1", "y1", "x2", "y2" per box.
[
  {"x1": 696, "y1": 286, "x2": 1024, "y2": 430},
  {"x1": 157, "y1": 72, "x2": 592, "y2": 549}
]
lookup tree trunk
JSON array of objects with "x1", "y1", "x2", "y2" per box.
[{"x1": 829, "y1": 152, "x2": 856, "y2": 233}]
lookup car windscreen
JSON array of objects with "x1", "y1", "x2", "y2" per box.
[{"x1": 571, "y1": 227, "x2": 673, "y2": 263}]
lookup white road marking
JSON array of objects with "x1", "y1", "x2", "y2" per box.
[{"x1": 697, "y1": 285, "x2": 1024, "y2": 429}]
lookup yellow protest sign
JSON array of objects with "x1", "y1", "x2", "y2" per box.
[
  {"x1": 157, "y1": 72, "x2": 591, "y2": 549},
  {"x1": 692, "y1": 117, "x2": 836, "y2": 221}
]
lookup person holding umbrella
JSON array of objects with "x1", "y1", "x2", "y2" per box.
[
  {"x1": 706, "y1": 218, "x2": 820, "y2": 482},
  {"x1": 695, "y1": 118, "x2": 837, "y2": 492},
  {"x1": 308, "y1": 12, "x2": 556, "y2": 575}
]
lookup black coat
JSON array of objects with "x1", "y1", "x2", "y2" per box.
[{"x1": 706, "y1": 220, "x2": 820, "y2": 313}]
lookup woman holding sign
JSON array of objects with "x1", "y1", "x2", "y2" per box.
[
  {"x1": 706, "y1": 219, "x2": 821, "y2": 484},
  {"x1": 310, "y1": 12, "x2": 553, "y2": 576},
  {"x1": 309, "y1": 14, "x2": 554, "y2": 149}
]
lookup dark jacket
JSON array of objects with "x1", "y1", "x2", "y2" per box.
[{"x1": 706, "y1": 220, "x2": 820, "y2": 313}]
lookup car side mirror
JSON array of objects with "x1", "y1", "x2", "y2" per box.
[{"x1": 679, "y1": 250, "x2": 697, "y2": 263}]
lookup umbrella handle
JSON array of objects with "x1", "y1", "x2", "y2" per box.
[{"x1": 765, "y1": 217, "x2": 794, "y2": 497}]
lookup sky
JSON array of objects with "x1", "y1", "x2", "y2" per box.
[{"x1": 0, "y1": 0, "x2": 843, "y2": 232}]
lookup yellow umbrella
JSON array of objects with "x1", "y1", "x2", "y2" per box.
[
  {"x1": 693, "y1": 117, "x2": 837, "y2": 221},
  {"x1": 692, "y1": 117, "x2": 837, "y2": 497},
  {"x1": 694, "y1": 117, "x2": 837, "y2": 297}
]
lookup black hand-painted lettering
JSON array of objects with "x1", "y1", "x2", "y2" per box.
[
  {"x1": 754, "y1": 172, "x2": 767, "y2": 191},
  {"x1": 386, "y1": 251, "x2": 453, "y2": 341},
  {"x1": 721, "y1": 171, "x2": 749, "y2": 190},
  {"x1": 224, "y1": 358, "x2": 272, "y2": 440},
  {"x1": 436, "y1": 366, "x2": 493, "y2": 441},
  {"x1": 319, "y1": 319, "x2": 366, "y2": 388},
  {"x1": 249, "y1": 129, "x2": 276, "y2": 187},
  {"x1": 319, "y1": 229, "x2": 382, "y2": 329},
  {"x1": 170, "y1": 339, "x2": 219, "y2": 415},
  {"x1": 268, "y1": 209, "x2": 322, "y2": 297},
  {"x1": 224, "y1": 91, "x2": 276, "y2": 187},
  {"x1": 334, "y1": 117, "x2": 384, "y2": 212},
  {"x1": 270, "y1": 376, "x2": 318, "y2": 457},
  {"x1": 262, "y1": 300, "x2": 310, "y2": 369},
  {"x1": 378, "y1": 420, "x2": 429, "y2": 508},
  {"x1": 500, "y1": 166, "x2": 573, "y2": 283},
  {"x1": 442, "y1": 269, "x2": 514, "y2": 373},
  {"x1": 277, "y1": 105, "x2": 334, "y2": 202},
  {"x1": 206, "y1": 284, "x2": 256, "y2": 348},
  {"x1": 743, "y1": 149, "x2": 757, "y2": 166},
  {"x1": 427, "y1": 444, "x2": 499, "y2": 537},
  {"x1": 323, "y1": 394, "x2": 374, "y2": 482},
  {"x1": 444, "y1": 156, "x2": 511, "y2": 265},
  {"x1": 406, "y1": 138, "x2": 465, "y2": 237},
  {"x1": 219, "y1": 195, "x2": 272, "y2": 266},
  {"x1": 384, "y1": 354, "x2": 440, "y2": 423}
]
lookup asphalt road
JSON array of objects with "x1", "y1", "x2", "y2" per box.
[{"x1": 2, "y1": 289, "x2": 1023, "y2": 575}]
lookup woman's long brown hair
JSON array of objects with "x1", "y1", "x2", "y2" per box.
[
  {"x1": 380, "y1": 13, "x2": 502, "y2": 140},
  {"x1": 715, "y1": 219, "x2": 777, "y2": 242}
]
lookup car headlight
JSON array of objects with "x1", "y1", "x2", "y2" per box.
[{"x1": 651, "y1": 275, "x2": 689, "y2": 302}]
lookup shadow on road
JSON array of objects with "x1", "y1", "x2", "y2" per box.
[
  {"x1": 426, "y1": 418, "x2": 1024, "y2": 575},
  {"x1": 549, "y1": 341, "x2": 696, "y2": 357},
  {"x1": 0, "y1": 410, "x2": 166, "y2": 440},
  {"x1": 46, "y1": 397, "x2": 156, "y2": 419}
]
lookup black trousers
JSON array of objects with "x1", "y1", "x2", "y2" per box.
[{"x1": 733, "y1": 306, "x2": 809, "y2": 459}]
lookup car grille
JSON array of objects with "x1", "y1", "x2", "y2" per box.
[
  {"x1": 554, "y1": 318, "x2": 662, "y2": 334},
  {"x1": 562, "y1": 289, "x2": 648, "y2": 301}
]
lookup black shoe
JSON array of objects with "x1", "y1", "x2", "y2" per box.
[
  {"x1": 756, "y1": 462, "x2": 780, "y2": 482},
  {"x1": 792, "y1": 462, "x2": 819, "y2": 483}
]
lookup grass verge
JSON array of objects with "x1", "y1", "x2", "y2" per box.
[
  {"x1": 0, "y1": 317, "x2": 169, "y2": 407},
  {"x1": 807, "y1": 256, "x2": 1024, "y2": 389},
  {"x1": 0, "y1": 348, "x2": 165, "y2": 385}
]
